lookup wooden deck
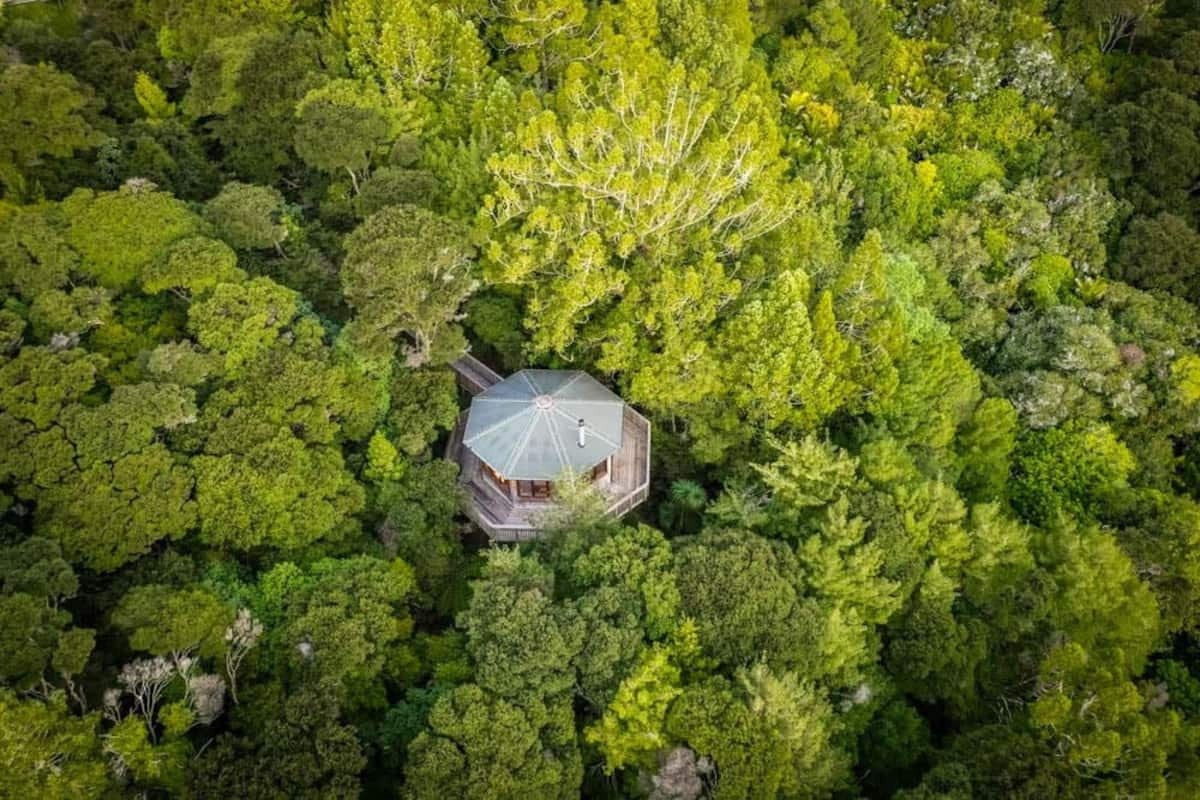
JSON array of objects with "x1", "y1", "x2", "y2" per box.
[
  {"x1": 445, "y1": 405, "x2": 651, "y2": 542},
  {"x1": 605, "y1": 405, "x2": 652, "y2": 517}
]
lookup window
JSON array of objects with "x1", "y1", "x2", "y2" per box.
[{"x1": 517, "y1": 480, "x2": 552, "y2": 499}]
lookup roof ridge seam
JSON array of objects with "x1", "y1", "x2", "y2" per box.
[
  {"x1": 518, "y1": 371, "x2": 541, "y2": 395},
  {"x1": 547, "y1": 409, "x2": 571, "y2": 473},
  {"x1": 463, "y1": 406, "x2": 534, "y2": 445},
  {"x1": 502, "y1": 410, "x2": 541, "y2": 476},
  {"x1": 552, "y1": 371, "x2": 587, "y2": 395}
]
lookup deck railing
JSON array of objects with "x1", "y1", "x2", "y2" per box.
[{"x1": 606, "y1": 484, "x2": 649, "y2": 518}]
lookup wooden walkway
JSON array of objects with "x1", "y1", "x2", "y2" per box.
[{"x1": 450, "y1": 353, "x2": 503, "y2": 396}]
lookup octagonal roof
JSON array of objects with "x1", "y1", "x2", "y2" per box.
[{"x1": 462, "y1": 369, "x2": 624, "y2": 480}]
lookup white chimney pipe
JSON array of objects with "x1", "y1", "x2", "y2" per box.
[{"x1": 577, "y1": 419, "x2": 586, "y2": 448}]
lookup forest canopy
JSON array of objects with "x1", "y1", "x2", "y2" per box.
[{"x1": 2, "y1": 0, "x2": 1200, "y2": 798}]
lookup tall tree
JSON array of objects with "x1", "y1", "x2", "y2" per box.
[
  {"x1": 294, "y1": 80, "x2": 396, "y2": 193},
  {"x1": 403, "y1": 684, "x2": 582, "y2": 800},
  {"x1": 0, "y1": 64, "x2": 103, "y2": 199},
  {"x1": 0, "y1": 691, "x2": 112, "y2": 799},
  {"x1": 341, "y1": 205, "x2": 477, "y2": 364},
  {"x1": 203, "y1": 182, "x2": 289, "y2": 253},
  {"x1": 458, "y1": 549, "x2": 583, "y2": 702}
]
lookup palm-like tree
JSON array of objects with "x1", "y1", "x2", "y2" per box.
[{"x1": 659, "y1": 479, "x2": 708, "y2": 534}]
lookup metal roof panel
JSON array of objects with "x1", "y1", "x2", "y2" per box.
[{"x1": 462, "y1": 369, "x2": 626, "y2": 480}]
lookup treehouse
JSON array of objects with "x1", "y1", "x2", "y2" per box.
[{"x1": 447, "y1": 355, "x2": 651, "y2": 541}]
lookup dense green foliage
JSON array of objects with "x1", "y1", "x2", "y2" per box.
[{"x1": 3, "y1": 0, "x2": 1200, "y2": 797}]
